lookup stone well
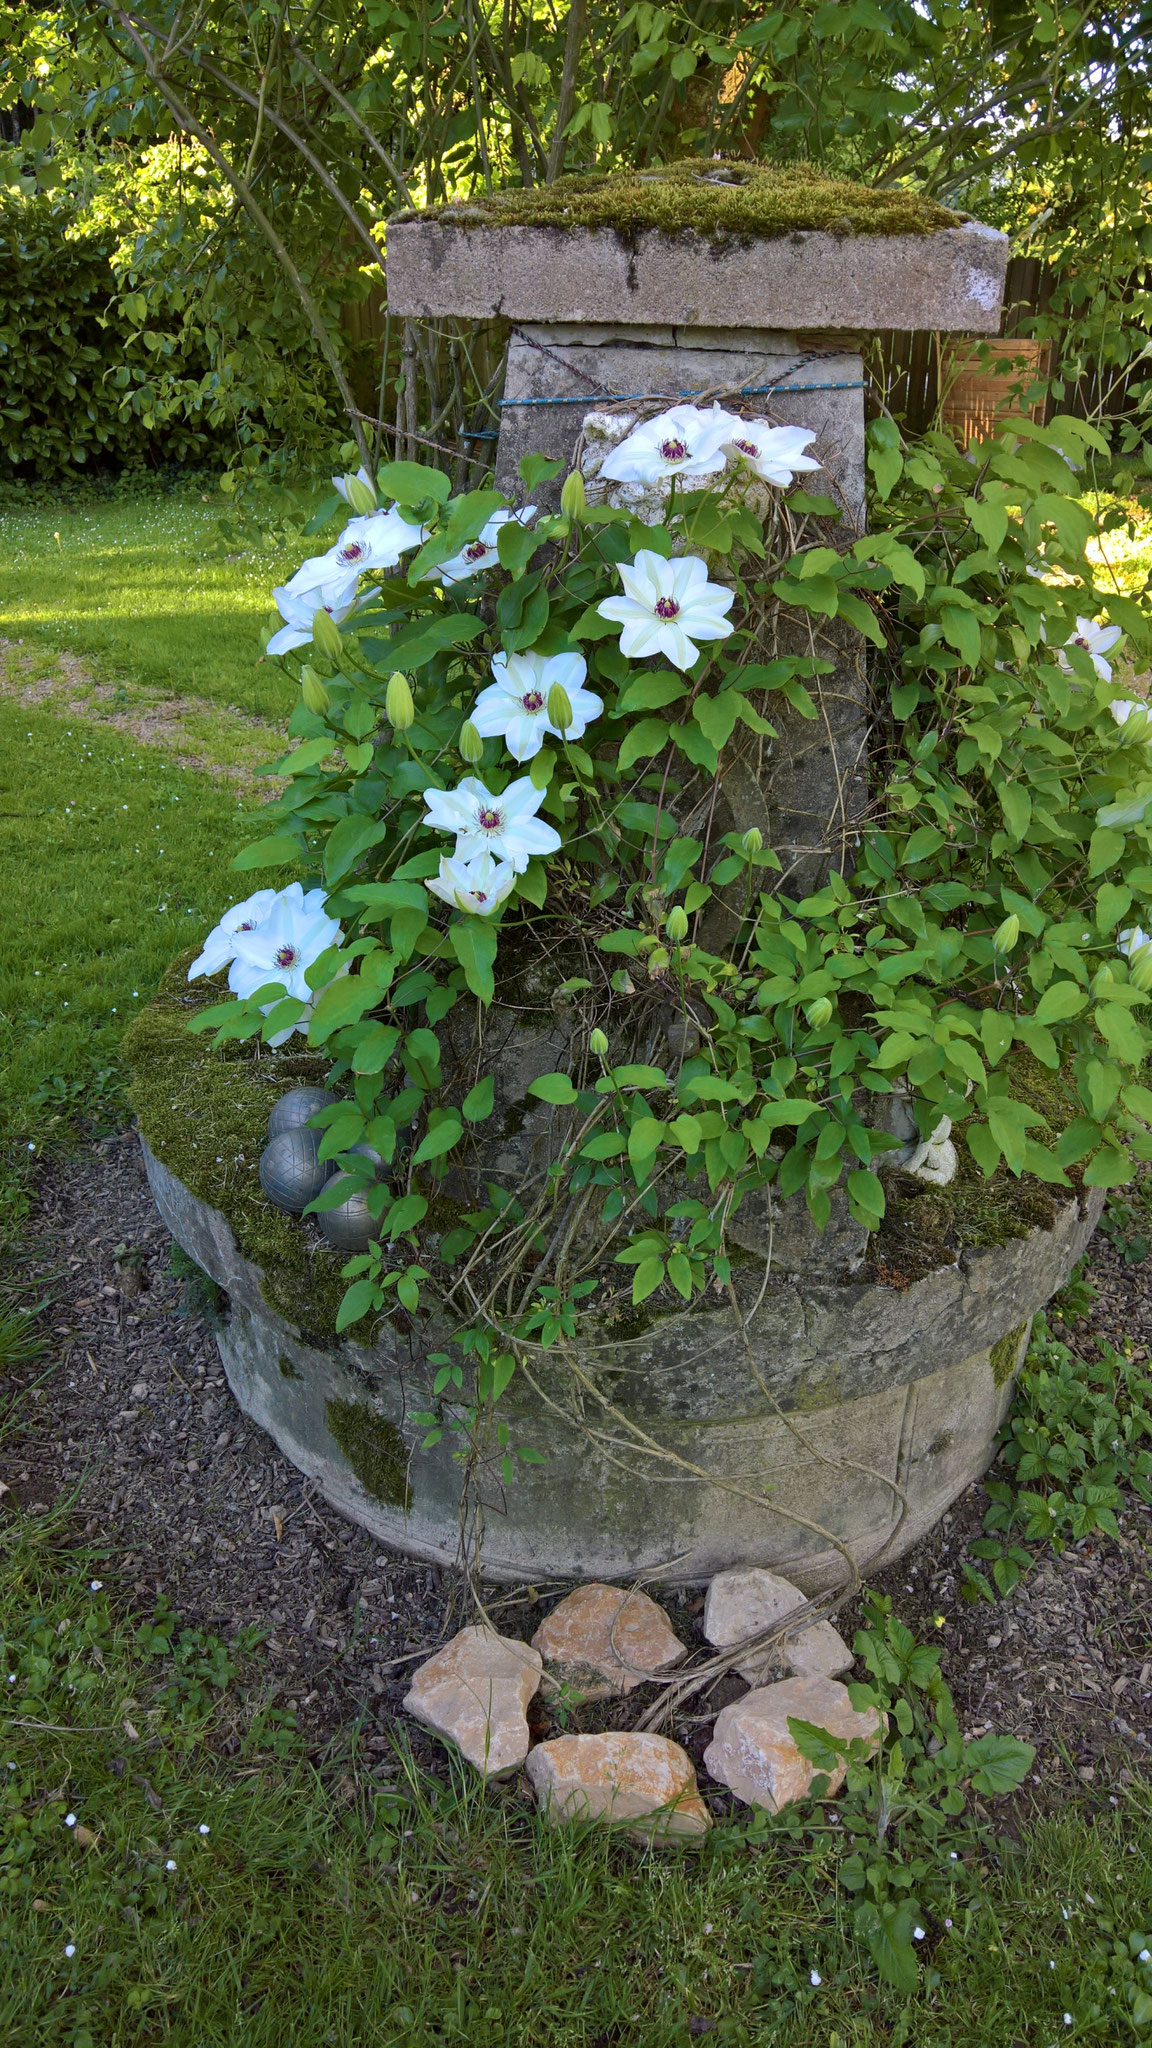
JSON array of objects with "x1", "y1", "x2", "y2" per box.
[{"x1": 137, "y1": 180, "x2": 1087, "y2": 1590}]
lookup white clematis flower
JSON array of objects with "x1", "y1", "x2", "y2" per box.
[
  {"x1": 1056, "y1": 616, "x2": 1123, "y2": 684},
  {"x1": 266, "y1": 579, "x2": 376, "y2": 657},
  {"x1": 280, "y1": 508, "x2": 427, "y2": 602},
  {"x1": 723, "y1": 418, "x2": 823, "y2": 486},
  {"x1": 227, "y1": 884, "x2": 343, "y2": 1003},
  {"x1": 470, "y1": 650, "x2": 602, "y2": 761},
  {"x1": 596, "y1": 549, "x2": 735, "y2": 671},
  {"x1": 600, "y1": 402, "x2": 736, "y2": 485},
  {"x1": 421, "y1": 775, "x2": 562, "y2": 873},
  {"x1": 428, "y1": 507, "x2": 538, "y2": 585},
  {"x1": 188, "y1": 888, "x2": 279, "y2": 980},
  {"x1": 1118, "y1": 924, "x2": 1152, "y2": 958},
  {"x1": 425, "y1": 849, "x2": 517, "y2": 917}
]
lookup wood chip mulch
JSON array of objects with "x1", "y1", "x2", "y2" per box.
[{"x1": 5, "y1": 1131, "x2": 1151, "y2": 1798}]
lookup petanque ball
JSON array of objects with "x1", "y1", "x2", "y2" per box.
[
  {"x1": 259, "y1": 1128, "x2": 334, "y2": 1213},
  {"x1": 267, "y1": 1086, "x2": 339, "y2": 1141},
  {"x1": 316, "y1": 1172, "x2": 381, "y2": 1252}
]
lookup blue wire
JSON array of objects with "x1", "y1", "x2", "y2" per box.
[{"x1": 498, "y1": 380, "x2": 864, "y2": 408}]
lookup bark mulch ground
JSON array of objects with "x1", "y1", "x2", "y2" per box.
[{"x1": 6, "y1": 1131, "x2": 1151, "y2": 1799}]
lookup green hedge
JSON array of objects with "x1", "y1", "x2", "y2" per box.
[{"x1": 0, "y1": 195, "x2": 224, "y2": 481}]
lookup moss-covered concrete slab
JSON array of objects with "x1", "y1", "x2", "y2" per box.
[
  {"x1": 386, "y1": 212, "x2": 1008, "y2": 332},
  {"x1": 396, "y1": 162, "x2": 962, "y2": 242}
]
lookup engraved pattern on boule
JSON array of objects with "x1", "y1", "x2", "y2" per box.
[
  {"x1": 259, "y1": 1127, "x2": 334, "y2": 1213},
  {"x1": 267, "y1": 1086, "x2": 339, "y2": 1140},
  {"x1": 317, "y1": 1172, "x2": 381, "y2": 1251}
]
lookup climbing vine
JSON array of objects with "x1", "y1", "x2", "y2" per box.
[{"x1": 188, "y1": 401, "x2": 1151, "y2": 1472}]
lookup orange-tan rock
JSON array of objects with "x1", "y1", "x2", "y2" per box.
[
  {"x1": 402, "y1": 1625, "x2": 541, "y2": 1777},
  {"x1": 703, "y1": 1674, "x2": 884, "y2": 1811},
  {"x1": 703, "y1": 1566, "x2": 852, "y2": 1683},
  {"x1": 526, "y1": 1731, "x2": 711, "y2": 1839},
  {"x1": 531, "y1": 1583, "x2": 686, "y2": 1700}
]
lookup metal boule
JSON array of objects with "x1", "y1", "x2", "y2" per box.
[
  {"x1": 268, "y1": 1086, "x2": 339, "y2": 1140},
  {"x1": 259, "y1": 1128, "x2": 334, "y2": 1213},
  {"x1": 316, "y1": 1172, "x2": 382, "y2": 1252}
]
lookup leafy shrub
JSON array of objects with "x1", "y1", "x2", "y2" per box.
[{"x1": 0, "y1": 193, "x2": 224, "y2": 480}]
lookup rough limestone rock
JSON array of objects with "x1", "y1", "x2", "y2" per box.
[
  {"x1": 783, "y1": 1619, "x2": 855, "y2": 1681},
  {"x1": 704, "y1": 1675, "x2": 884, "y2": 1811},
  {"x1": 705, "y1": 1565, "x2": 853, "y2": 1684},
  {"x1": 526, "y1": 1731, "x2": 711, "y2": 1839},
  {"x1": 532, "y1": 1583, "x2": 686, "y2": 1699},
  {"x1": 403, "y1": 1626, "x2": 541, "y2": 1778}
]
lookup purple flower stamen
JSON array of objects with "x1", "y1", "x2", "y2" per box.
[
  {"x1": 477, "y1": 807, "x2": 502, "y2": 832},
  {"x1": 522, "y1": 690, "x2": 545, "y2": 714},
  {"x1": 659, "y1": 438, "x2": 689, "y2": 462},
  {"x1": 734, "y1": 439, "x2": 758, "y2": 457},
  {"x1": 274, "y1": 944, "x2": 298, "y2": 968},
  {"x1": 654, "y1": 596, "x2": 680, "y2": 621},
  {"x1": 464, "y1": 541, "x2": 489, "y2": 562}
]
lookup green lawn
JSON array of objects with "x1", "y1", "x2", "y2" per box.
[
  {"x1": 0, "y1": 484, "x2": 299, "y2": 720},
  {"x1": 2, "y1": 1494, "x2": 1149, "y2": 2048}
]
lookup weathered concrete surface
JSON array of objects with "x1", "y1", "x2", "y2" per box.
[
  {"x1": 496, "y1": 328, "x2": 866, "y2": 525},
  {"x1": 140, "y1": 1138, "x2": 1102, "y2": 1588},
  {"x1": 532, "y1": 1583, "x2": 686, "y2": 1699},
  {"x1": 403, "y1": 1626, "x2": 541, "y2": 1776},
  {"x1": 704, "y1": 1675, "x2": 884, "y2": 1810},
  {"x1": 386, "y1": 220, "x2": 1009, "y2": 332},
  {"x1": 526, "y1": 1731, "x2": 710, "y2": 1838}
]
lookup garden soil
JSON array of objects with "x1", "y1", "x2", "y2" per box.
[{"x1": 6, "y1": 1129, "x2": 1151, "y2": 1813}]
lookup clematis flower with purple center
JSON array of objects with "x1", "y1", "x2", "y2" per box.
[
  {"x1": 421, "y1": 776, "x2": 562, "y2": 873},
  {"x1": 470, "y1": 650, "x2": 602, "y2": 761},
  {"x1": 599, "y1": 402, "x2": 737, "y2": 485},
  {"x1": 596, "y1": 548, "x2": 735, "y2": 671}
]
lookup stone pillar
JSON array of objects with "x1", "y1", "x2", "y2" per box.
[{"x1": 385, "y1": 216, "x2": 1008, "y2": 895}]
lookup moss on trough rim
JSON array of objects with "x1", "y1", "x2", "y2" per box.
[
  {"x1": 393, "y1": 159, "x2": 962, "y2": 242},
  {"x1": 121, "y1": 955, "x2": 350, "y2": 1346}
]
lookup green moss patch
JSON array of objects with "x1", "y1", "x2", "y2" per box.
[
  {"x1": 122, "y1": 956, "x2": 349, "y2": 1345},
  {"x1": 325, "y1": 1397, "x2": 411, "y2": 1510},
  {"x1": 867, "y1": 1052, "x2": 1082, "y2": 1288},
  {"x1": 397, "y1": 159, "x2": 959, "y2": 242},
  {"x1": 990, "y1": 1322, "x2": 1029, "y2": 1388}
]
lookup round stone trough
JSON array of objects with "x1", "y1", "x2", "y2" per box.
[{"x1": 142, "y1": 1137, "x2": 1100, "y2": 1589}]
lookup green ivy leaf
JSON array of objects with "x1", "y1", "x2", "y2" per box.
[
  {"x1": 449, "y1": 917, "x2": 498, "y2": 1004},
  {"x1": 412, "y1": 1114, "x2": 463, "y2": 1165},
  {"x1": 528, "y1": 1072, "x2": 578, "y2": 1104},
  {"x1": 231, "y1": 833, "x2": 304, "y2": 872},
  {"x1": 462, "y1": 1076, "x2": 495, "y2": 1122}
]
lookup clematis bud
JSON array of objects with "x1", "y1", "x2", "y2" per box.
[
  {"x1": 1093, "y1": 962, "x2": 1116, "y2": 995},
  {"x1": 741, "y1": 827, "x2": 763, "y2": 856},
  {"x1": 547, "y1": 683, "x2": 573, "y2": 733},
  {"x1": 666, "y1": 905, "x2": 690, "y2": 942},
  {"x1": 300, "y1": 666, "x2": 329, "y2": 716},
  {"x1": 1129, "y1": 945, "x2": 1152, "y2": 993},
  {"x1": 589, "y1": 1027, "x2": 609, "y2": 1057},
  {"x1": 343, "y1": 473, "x2": 377, "y2": 515},
  {"x1": 805, "y1": 996, "x2": 833, "y2": 1028},
  {"x1": 311, "y1": 607, "x2": 343, "y2": 660},
  {"x1": 459, "y1": 718, "x2": 484, "y2": 764},
  {"x1": 386, "y1": 672, "x2": 415, "y2": 731},
  {"x1": 992, "y1": 913, "x2": 1020, "y2": 955},
  {"x1": 560, "y1": 470, "x2": 586, "y2": 520}
]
